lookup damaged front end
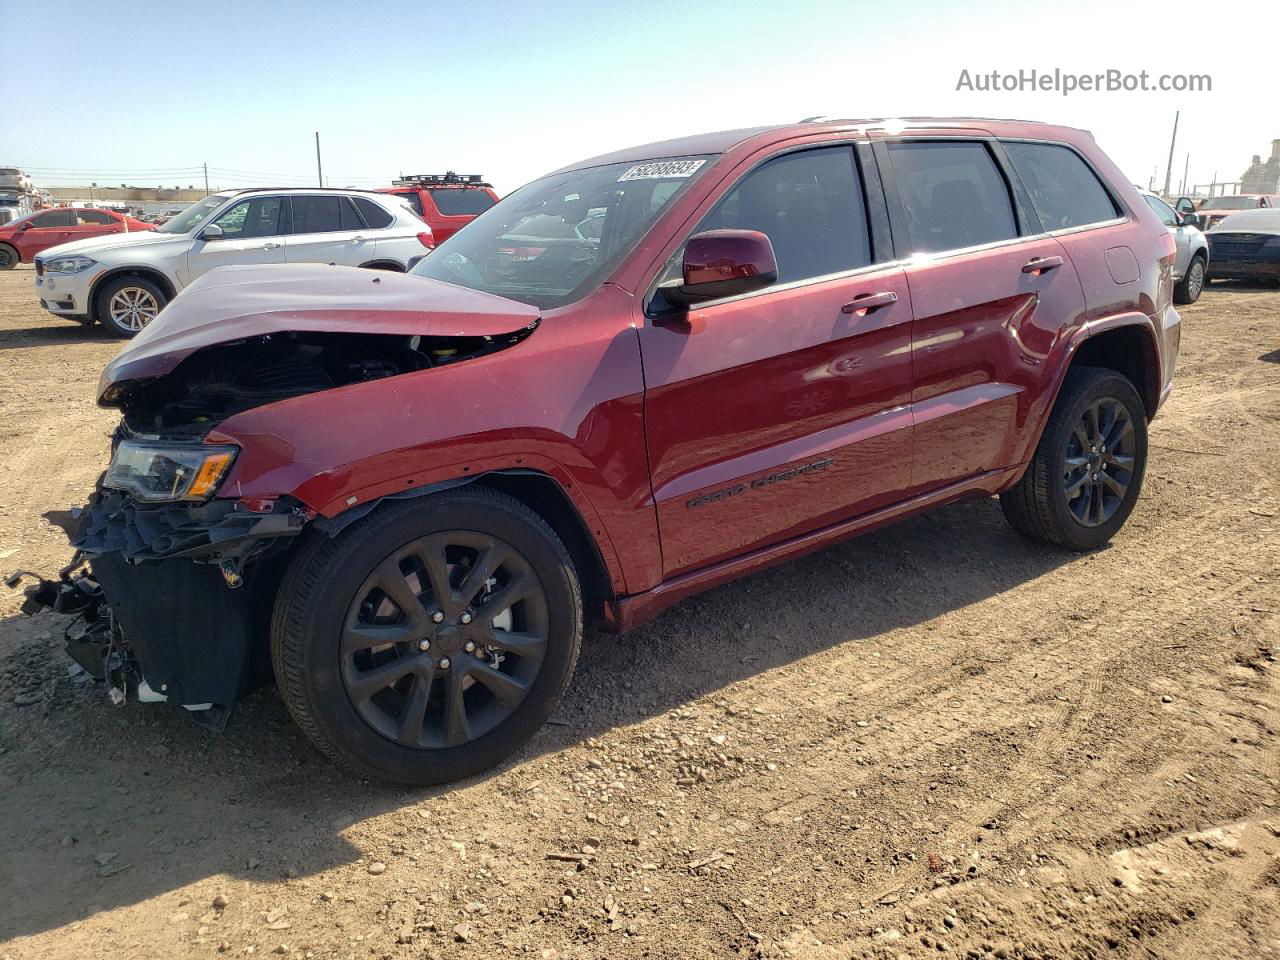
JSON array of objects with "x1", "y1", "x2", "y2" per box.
[{"x1": 9, "y1": 265, "x2": 542, "y2": 728}]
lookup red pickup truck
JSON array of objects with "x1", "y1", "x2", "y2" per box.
[
  {"x1": 378, "y1": 173, "x2": 498, "y2": 244},
  {"x1": 0, "y1": 207, "x2": 154, "y2": 268}
]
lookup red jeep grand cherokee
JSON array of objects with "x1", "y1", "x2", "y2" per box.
[{"x1": 21, "y1": 119, "x2": 1179, "y2": 784}]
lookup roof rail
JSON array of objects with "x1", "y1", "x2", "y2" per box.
[{"x1": 393, "y1": 172, "x2": 491, "y2": 187}]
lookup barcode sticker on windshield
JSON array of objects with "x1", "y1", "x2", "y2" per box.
[{"x1": 617, "y1": 159, "x2": 706, "y2": 182}]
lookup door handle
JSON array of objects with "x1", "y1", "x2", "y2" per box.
[
  {"x1": 1022, "y1": 256, "x2": 1063, "y2": 274},
  {"x1": 841, "y1": 291, "x2": 898, "y2": 314},
  {"x1": 262, "y1": 242, "x2": 282, "y2": 250},
  {"x1": 352, "y1": 235, "x2": 366, "y2": 243}
]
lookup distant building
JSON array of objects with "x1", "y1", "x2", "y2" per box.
[{"x1": 1241, "y1": 139, "x2": 1280, "y2": 194}]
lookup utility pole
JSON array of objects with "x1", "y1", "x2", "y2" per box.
[
  {"x1": 89, "y1": 182, "x2": 95, "y2": 205},
  {"x1": 1180, "y1": 153, "x2": 1190, "y2": 196},
  {"x1": 1167, "y1": 110, "x2": 1182, "y2": 198},
  {"x1": 203, "y1": 162, "x2": 210, "y2": 195},
  {"x1": 315, "y1": 132, "x2": 323, "y2": 187}
]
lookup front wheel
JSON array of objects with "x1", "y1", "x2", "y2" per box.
[
  {"x1": 1174, "y1": 254, "x2": 1206, "y2": 305},
  {"x1": 96, "y1": 275, "x2": 168, "y2": 337},
  {"x1": 1000, "y1": 367, "x2": 1148, "y2": 551},
  {"x1": 271, "y1": 487, "x2": 582, "y2": 785}
]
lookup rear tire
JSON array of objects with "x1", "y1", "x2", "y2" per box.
[
  {"x1": 0, "y1": 243, "x2": 18, "y2": 269},
  {"x1": 271, "y1": 487, "x2": 582, "y2": 785},
  {"x1": 96, "y1": 275, "x2": 168, "y2": 338},
  {"x1": 1000, "y1": 367, "x2": 1148, "y2": 551},
  {"x1": 1173, "y1": 254, "x2": 1205, "y2": 304}
]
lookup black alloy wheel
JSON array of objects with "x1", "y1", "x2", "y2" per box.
[
  {"x1": 341, "y1": 531, "x2": 548, "y2": 750},
  {"x1": 272, "y1": 487, "x2": 582, "y2": 785},
  {"x1": 1061, "y1": 397, "x2": 1138, "y2": 528}
]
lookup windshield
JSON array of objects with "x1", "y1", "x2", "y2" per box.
[
  {"x1": 157, "y1": 194, "x2": 231, "y2": 233},
  {"x1": 1205, "y1": 196, "x2": 1259, "y2": 210},
  {"x1": 411, "y1": 156, "x2": 714, "y2": 309}
]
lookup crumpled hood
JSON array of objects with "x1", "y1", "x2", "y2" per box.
[
  {"x1": 39, "y1": 230, "x2": 183, "y2": 259},
  {"x1": 98, "y1": 263, "x2": 540, "y2": 402}
]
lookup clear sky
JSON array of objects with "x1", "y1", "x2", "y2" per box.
[{"x1": 2, "y1": 0, "x2": 1274, "y2": 197}]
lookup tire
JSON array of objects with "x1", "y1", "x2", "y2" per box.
[
  {"x1": 0, "y1": 243, "x2": 18, "y2": 269},
  {"x1": 1173, "y1": 253, "x2": 1206, "y2": 305},
  {"x1": 95, "y1": 274, "x2": 168, "y2": 338},
  {"x1": 1000, "y1": 366, "x2": 1148, "y2": 551},
  {"x1": 271, "y1": 487, "x2": 582, "y2": 785}
]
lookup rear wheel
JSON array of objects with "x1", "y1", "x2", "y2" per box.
[
  {"x1": 0, "y1": 243, "x2": 18, "y2": 269},
  {"x1": 1174, "y1": 254, "x2": 1205, "y2": 304},
  {"x1": 271, "y1": 487, "x2": 582, "y2": 785},
  {"x1": 96, "y1": 275, "x2": 168, "y2": 337},
  {"x1": 1000, "y1": 367, "x2": 1148, "y2": 551}
]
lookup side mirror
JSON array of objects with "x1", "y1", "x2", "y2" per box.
[
  {"x1": 659, "y1": 229, "x2": 778, "y2": 309},
  {"x1": 200, "y1": 223, "x2": 224, "y2": 241},
  {"x1": 1178, "y1": 213, "x2": 1199, "y2": 229},
  {"x1": 406, "y1": 254, "x2": 425, "y2": 271},
  {"x1": 18, "y1": 221, "x2": 32, "y2": 231}
]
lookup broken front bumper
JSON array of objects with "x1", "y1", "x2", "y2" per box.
[{"x1": 10, "y1": 490, "x2": 312, "y2": 724}]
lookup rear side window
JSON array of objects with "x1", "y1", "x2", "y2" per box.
[
  {"x1": 1143, "y1": 194, "x2": 1178, "y2": 227},
  {"x1": 33, "y1": 210, "x2": 75, "y2": 227},
  {"x1": 338, "y1": 196, "x2": 364, "y2": 231},
  {"x1": 352, "y1": 196, "x2": 394, "y2": 228},
  {"x1": 1003, "y1": 141, "x2": 1119, "y2": 231},
  {"x1": 289, "y1": 196, "x2": 344, "y2": 234},
  {"x1": 76, "y1": 210, "x2": 115, "y2": 225},
  {"x1": 692, "y1": 146, "x2": 872, "y2": 284},
  {"x1": 886, "y1": 141, "x2": 1018, "y2": 253},
  {"x1": 429, "y1": 189, "x2": 497, "y2": 216}
]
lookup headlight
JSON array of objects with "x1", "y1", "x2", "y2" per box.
[
  {"x1": 43, "y1": 255, "x2": 97, "y2": 274},
  {"x1": 103, "y1": 441, "x2": 238, "y2": 502}
]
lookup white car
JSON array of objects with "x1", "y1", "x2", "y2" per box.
[{"x1": 34, "y1": 188, "x2": 434, "y2": 337}]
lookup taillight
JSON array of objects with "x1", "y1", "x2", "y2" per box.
[{"x1": 417, "y1": 232, "x2": 434, "y2": 248}]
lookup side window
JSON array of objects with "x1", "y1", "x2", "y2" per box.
[
  {"x1": 289, "y1": 196, "x2": 344, "y2": 234},
  {"x1": 33, "y1": 210, "x2": 75, "y2": 228},
  {"x1": 215, "y1": 196, "x2": 283, "y2": 238},
  {"x1": 352, "y1": 196, "x2": 393, "y2": 228},
  {"x1": 428, "y1": 189, "x2": 497, "y2": 216},
  {"x1": 886, "y1": 141, "x2": 1018, "y2": 253},
  {"x1": 1002, "y1": 141, "x2": 1120, "y2": 231},
  {"x1": 1143, "y1": 194, "x2": 1178, "y2": 227},
  {"x1": 691, "y1": 146, "x2": 872, "y2": 284},
  {"x1": 339, "y1": 197, "x2": 365, "y2": 231},
  {"x1": 394, "y1": 191, "x2": 425, "y2": 216},
  {"x1": 77, "y1": 210, "x2": 114, "y2": 225}
]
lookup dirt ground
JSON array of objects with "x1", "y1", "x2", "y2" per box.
[{"x1": 0, "y1": 263, "x2": 1276, "y2": 960}]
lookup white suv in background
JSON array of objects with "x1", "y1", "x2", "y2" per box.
[{"x1": 33, "y1": 188, "x2": 434, "y2": 337}]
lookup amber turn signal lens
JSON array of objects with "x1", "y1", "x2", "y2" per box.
[{"x1": 187, "y1": 451, "x2": 236, "y2": 500}]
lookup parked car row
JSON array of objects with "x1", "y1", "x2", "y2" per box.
[{"x1": 15, "y1": 117, "x2": 1187, "y2": 785}]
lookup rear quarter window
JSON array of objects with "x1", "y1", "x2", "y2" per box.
[
  {"x1": 1002, "y1": 141, "x2": 1120, "y2": 231},
  {"x1": 352, "y1": 196, "x2": 394, "y2": 228}
]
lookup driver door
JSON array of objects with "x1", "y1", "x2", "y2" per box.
[
  {"x1": 639, "y1": 145, "x2": 914, "y2": 578},
  {"x1": 183, "y1": 194, "x2": 287, "y2": 286}
]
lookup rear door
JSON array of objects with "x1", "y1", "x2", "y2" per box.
[
  {"x1": 284, "y1": 194, "x2": 372, "y2": 266},
  {"x1": 184, "y1": 194, "x2": 287, "y2": 284},
  {"x1": 876, "y1": 136, "x2": 1087, "y2": 493},
  {"x1": 639, "y1": 143, "x2": 914, "y2": 578},
  {"x1": 18, "y1": 209, "x2": 76, "y2": 259}
]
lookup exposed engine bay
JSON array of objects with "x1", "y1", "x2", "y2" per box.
[{"x1": 113, "y1": 327, "x2": 535, "y2": 434}]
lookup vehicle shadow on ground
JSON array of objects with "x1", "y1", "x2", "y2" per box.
[
  {"x1": 0, "y1": 324, "x2": 117, "y2": 350},
  {"x1": 0, "y1": 495, "x2": 1077, "y2": 939}
]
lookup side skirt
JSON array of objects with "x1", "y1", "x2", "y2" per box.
[{"x1": 599, "y1": 466, "x2": 1021, "y2": 633}]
